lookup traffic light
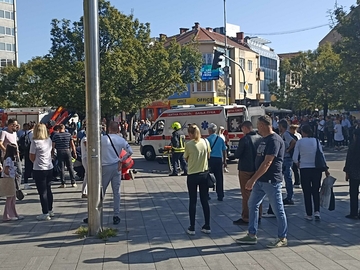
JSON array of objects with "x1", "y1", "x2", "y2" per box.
[{"x1": 212, "y1": 50, "x2": 224, "y2": 70}]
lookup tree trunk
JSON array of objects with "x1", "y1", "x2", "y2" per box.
[
  {"x1": 323, "y1": 102, "x2": 328, "y2": 118},
  {"x1": 127, "y1": 112, "x2": 135, "y2": 142}
]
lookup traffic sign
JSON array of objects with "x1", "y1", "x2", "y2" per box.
[{"x1": 244, "y1": 82, "x2": 249, "y2": 91}]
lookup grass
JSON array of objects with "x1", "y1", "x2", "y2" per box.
[{"x1": 75, "y1": 226, "x2": 118, "y2": 241}]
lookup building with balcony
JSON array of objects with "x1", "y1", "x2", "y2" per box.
[
  {"x1": 245, "y1": 37, "x2": 279, "y2": 104},
  {"x1": 0, "y1": 0, "x2": 17, "y2": 68}
]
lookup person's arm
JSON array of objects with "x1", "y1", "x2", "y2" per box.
[
  {"x1": 292, "y1": 141, "x2": 300, "y2": 166},
  {"x1": 119, "y1": 141, "x2": 133, "y2": 162},
  {"x1": 0, "y1": 140, "x2": 5, "y2": 152},
  {"x1": 51, "y1": 142, "x2": 56, "y2": 157},
  {"x1": 0, "y1": 131, "x2": 5, "y2": 151},
  {"x1": 221, "y1": 140, "x2": 227, "y2": 165},
  {"x1": 285, "y1": 132, "x2": 296, "y2": 153},
  {"x1": 245, "y1": 155, "x2": 275, "y2": 190},
  {"x1": 70, "y1": 139, "x2": 77, "y2": 158},
  {"x1": 29, "y1": 139, "x2": 36, "y2": 163}
]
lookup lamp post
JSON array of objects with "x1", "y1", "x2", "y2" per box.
[{"x1": 83, "y1": 0, "x2": 102, "y2": 236}]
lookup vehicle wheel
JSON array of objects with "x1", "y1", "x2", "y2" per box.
[{"x1": 144, "y1": 147, "x2": 156, "y2": 161}]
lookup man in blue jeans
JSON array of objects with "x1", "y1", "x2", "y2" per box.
[{"x1": 236, "y1": 115, "x2": 288, "y2": 248}]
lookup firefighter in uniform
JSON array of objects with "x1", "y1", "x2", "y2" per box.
[{"x1": 169, "y1": 122, "x2": 188, "y2": 176}]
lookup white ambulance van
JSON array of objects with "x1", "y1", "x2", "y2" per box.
[{"x1": 140, "y1": 104, "x2": 249, "y2": 161}]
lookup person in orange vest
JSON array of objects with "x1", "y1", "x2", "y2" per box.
[{"x1": 119, "y1": 149, "x2": 135, "y2": 180}]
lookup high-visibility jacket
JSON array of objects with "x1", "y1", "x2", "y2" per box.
[{"x1": 171, "y1": 130, "x2": 185, "y2": 153}]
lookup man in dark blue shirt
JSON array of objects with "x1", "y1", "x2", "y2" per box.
[{"x1": 236, "y1": 115, "x2": 288, "y2": 248}]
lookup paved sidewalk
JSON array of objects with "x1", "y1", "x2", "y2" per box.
[{"x1": 0, "y1": 151, "x2": 359, "y2": 270}]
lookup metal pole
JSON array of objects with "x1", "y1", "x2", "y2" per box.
[
  {"x1": 223, "y1": 0, "x2": 229, "y2": 105},
  {"x1": 83, "y1": 0, "x2": 102, "y2": 236}
]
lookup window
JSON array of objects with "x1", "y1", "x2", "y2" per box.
[
  {"x1": 239, "y1": 82, "x2": 244, "y2": 93},
  {"x1": 1, "y1": 59, "x2": 6, "y2": 67},
  {"x1": 5, "y1": 27, "x2": 10, "y2": 35},
  {"x1": 248, "y1": 83, "x2": 253, "y2": 94},
  {"x1": 6, "y1": 43, "x2": 11, "y2": 51},
  {"x1": 12, "y1": 44, "x2": 15, "y2": 51},
  {"x1": 248, "y1": 60, "x2": 253, "y2": 72},
  {"x1": 196, "y1": 81, "x2": 212, "y2": 92},
  {"x1": 0, "y1": 27, "x2": 4, "y2": 35},
  {"x1": 239, "y1": 58, "x2": 245, "y2": 69},
  {"x1": 5, "y1": 11, "x2": 10, "y2": 19},
  {"x1": 0, "y1": 43, "x2": 5, "y2": 50},
  {"x1": 0, "y1": 10, "x2": 4, "y2": 18}
]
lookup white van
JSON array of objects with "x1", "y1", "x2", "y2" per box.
[{"x1": 140, "y1": 105, "x2": 249, "y2": 161}]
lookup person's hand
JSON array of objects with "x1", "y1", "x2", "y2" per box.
[
  {"x1": 325, "y1": 170, "x2": 330, "y2": 177},
  {"x1": 223, "y1": 161, "x2": 227, "y2": 167},
  {"x1": 245, "y1": 179, "x2": 256, "y2": 190}
]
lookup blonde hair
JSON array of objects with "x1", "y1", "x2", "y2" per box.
[
  {"x1": 188, "y1": 124, "x2": 201, "y2": 142},
  {"x1": 33, "y1": 123, "x2": 49, "y2": 140}
]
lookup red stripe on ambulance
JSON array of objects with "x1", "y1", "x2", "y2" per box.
[{"x1": 160, "y1": 109, "x2": 223, "y2": 118}]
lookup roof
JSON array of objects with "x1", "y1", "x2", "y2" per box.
[
  {"x1": 165, "y1": 26, "x2": 253, "y2": 52},
  {"x1": 278, "y1": 52, "x2": 302, "y2": 60}
]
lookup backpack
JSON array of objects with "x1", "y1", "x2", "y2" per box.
[{"x1": 19, "y1": 131, "x2": 31, "y2": 154}]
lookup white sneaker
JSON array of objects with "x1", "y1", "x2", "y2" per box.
[
  {"x1": 37, "y1": 214, "x2": 51, "y2": 221},
  {"x1": 314, "y1": 212, "x2": 321, "y2": 221},
  {"x1": 262, "y1": 213, "x2": 276, "y2": 218},
  {"x1": 24, "y1": 184, "x2": 33, "y2": 190},
  {"x1": 305, "y1": 215, "x2": 313, "y2": 221},
  {"x1": 224, "y1": 167, "x2": 229, "y2": 173},
  {"x1": 48, "y1": 211, "x2": 55, "y2": 217}
]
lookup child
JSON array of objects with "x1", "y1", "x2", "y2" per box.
[
  {"x1": 2, "y1": 143, "x2": 23, "y2": 221},
  {"x1": 334, "y1": 119, "x2": 344, "y2": 151}
]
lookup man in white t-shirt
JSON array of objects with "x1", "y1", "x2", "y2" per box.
[{"x1": 84, "y1": 121, "x2": 133, "y2": 225}]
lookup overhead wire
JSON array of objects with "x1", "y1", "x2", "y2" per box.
[{"x1": 245, "y1": 24, "x2": 329, "y2": 36}]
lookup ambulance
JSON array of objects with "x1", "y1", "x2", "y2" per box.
[{"x1": 140, "y1": 104, "x2": 264, "y2": 161}]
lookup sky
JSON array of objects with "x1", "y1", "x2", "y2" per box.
[{"x1": 17, "y1": 0, "x2": 357, "y2": 63}]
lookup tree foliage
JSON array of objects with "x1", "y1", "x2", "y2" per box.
[{"x1": 0, "y1": 0, "x2": 202, "y2": 116}]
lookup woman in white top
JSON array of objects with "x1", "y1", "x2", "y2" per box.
[
  {"x1": 334, "y1": 119, "x2": 344, "y2": 150},
  {"x1": 293, "y1": 125, "x2": 330, "y2": 221},
  {"x1": 2, "y1": 143, "x2": 23, "y2": 221},
  {"x1": 29, "y1": 123, "x2": 54, "y2": 221}
]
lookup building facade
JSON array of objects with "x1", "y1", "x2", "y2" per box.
[
  {"x1": 245, "y1": 37, "x2": 279, "y2": 104},
  {"x1": 0, "y1": 0, "x2": 17, "y2": 68}
]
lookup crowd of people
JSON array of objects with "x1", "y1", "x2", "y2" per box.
[{"x1": 0, "y1": 118, "x2": 133, "y2": 223}]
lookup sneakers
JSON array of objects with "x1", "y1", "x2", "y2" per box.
[
  {"x1": 305, "y1": 215, "x2": 313, "y2": 221},
  {"x1": 37, "y1": 214, "x2": 51, "y2": 221},
  {"x1": 233, "y1": 218, "x2": 249, "y2": 225},
  {"x1": 168, "y1": 173, "x2": 178, "y2": 176},
  {"x1": 113, "y1": 216, "x2": 121, "y2": 225},
  {"x1": 17, "y1": 215, "x2": 24, "y2": 220},
  {"x1": 201, "y1": 225, "x2": 211, "y2": 234},
  {"x1": 267, "y1": 238, "x2": 288, "y2": 248},
  {"x1": 71, "y1": 183, "x2": 77, "y2": 187},
  {"x1": 294, "y1": 185, "x2": 301, "y2": 189},
  {"x1": 180, "y1": 173, "x2": 188, "y2": 176},
  {"x1": 48, "y1": 211, "x2": 55, "y2": 217},
  {"x1": 345, "y1": 214, "x2": 359, "y2": 220},
  {"x1": 24, "y1": 184, "x2": 33, "y2": 190},
  {"x1": 262, "y1": 213, "x2": 276, "y2": 218},
  {"x1": 314, "y1": 212, "x2": 321, "y2": 221},
  {"x1": 224, "y1": 167, "x2": 229, "y2": 173},
  {"x1": 236, "y1": 234, "x2": 257, "y2": 245},
  {"x1": 187, "y1": 226, "x2": 195, "y2": 235},
  {"x1": 59, "y1": 184, "x2": 66, "y2": 188},
  {"x1": 283, "y1": 198, "x2": 295, "y2": 205}
]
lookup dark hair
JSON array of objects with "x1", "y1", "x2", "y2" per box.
[
  {"x1": 279, "y1": 119, "x2": 288, "y2": 129},
  {"x1": 53, "y1": 125, "x2": 61, "y2": 131},
  {"x1": 301, "y1": 125, "x2": 313, "y2": 137},
  {"x1": 7, "y1": 118, "x2": 16, "y2": 125},
  {"x1": 4, "y1": 143, "x2": 17, "y2": 161},
  {"x1": 258, "y1": 115, "x2": 272, "y2": 126},
  {"x1": 241, "y1": 121, "x2": 253, "y2": 129}
]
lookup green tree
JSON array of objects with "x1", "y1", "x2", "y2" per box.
[
  {"x1": 0, "y1": 0, "x2": 202, "y2": 117},
  {"x1": 332, "y1": 2, "x2": 360, "y2": 109}
]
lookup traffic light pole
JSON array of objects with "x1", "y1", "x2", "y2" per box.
[
  {"x1": 222, "y1": 54, "x2": 247, "y2": 100},
  {"x1": 223, "y1": 0, "x2": 229, "y2": 105},
  {"x1": 83, "y1": 0, "x2": 102, "y2": 236}
]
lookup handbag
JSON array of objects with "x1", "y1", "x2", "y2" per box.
[
  {"x1": 0, "y1": 177, "x2": 16, "y2": 197},
  {"x1": 14, "y1": 176, "x2": 24, "y2": 201},
  {"x1": 203, "y1": 139, "x2": 216, "y2": 188},
  {"x1": 315, "y1": 138, "x2": 328, "y2": 172}
]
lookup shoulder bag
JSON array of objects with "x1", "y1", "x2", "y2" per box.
[
  {"x1": 0, "y1": 177, "x2": 16, "y2": 197},
  {"x1": 315, "y1": 138, "x2": 328, "y2": 172},
  {"x1": 203, "y1": 139, "x2": 216, "y2": 189}
]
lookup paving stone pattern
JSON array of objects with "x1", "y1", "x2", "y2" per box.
[{"x1": 0, "y1": 148, "x2": 359, "y2": 270}]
